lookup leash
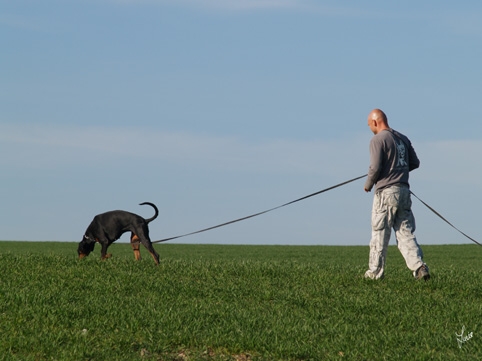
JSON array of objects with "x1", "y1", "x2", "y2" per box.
[
  {"x1": 144, "y1": 173, "x2": 479, "y2": 246},
  {"x1": 410, "y1": 191, "x2": 481, "y2": 247},
  {"x1": 151, "y1": 174, "x2": 368, "y2": 244}
]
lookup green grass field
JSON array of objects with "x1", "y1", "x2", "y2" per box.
[{"x1": 0, "y1": 241, "x2": 481, "y2": 360}]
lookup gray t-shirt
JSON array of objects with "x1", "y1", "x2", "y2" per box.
[{"x1": 364, "y1": 128, "x2": 420, "y2": 192}]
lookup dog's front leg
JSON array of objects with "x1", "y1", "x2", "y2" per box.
[{"x1": 100, "y1": 242, "x2": 112, "y2": 260}]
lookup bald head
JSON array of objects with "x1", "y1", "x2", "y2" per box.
[{"x1": 367, "y1": 108, "x2": 389, "y2": 135}]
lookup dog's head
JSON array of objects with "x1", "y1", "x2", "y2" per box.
[{"x1": 78, "y1": 235, "x2": 96, "y2": 259}]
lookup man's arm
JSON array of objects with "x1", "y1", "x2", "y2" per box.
[
  {"x1": 408, "y1": 142, "x2": 420, "y2": 171},
  {"x1": 364, "y1": 138, "x2": 382, "y2": 192}
]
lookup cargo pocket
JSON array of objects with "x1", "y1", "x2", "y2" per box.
[
  {"x1": 372, "y1": 192, "x2": 387, "y2": 231},
  {"x1": 372, "y1": 209, "x2": 387, "y2": 231}
]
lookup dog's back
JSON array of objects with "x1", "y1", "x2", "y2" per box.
[{"x1": 87, "y1": 210, "x2": 142, "y2": 241}]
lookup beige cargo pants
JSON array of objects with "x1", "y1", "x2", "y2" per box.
[{"x1": 365, "y1": 184, "x2": 427, "y2": 280}]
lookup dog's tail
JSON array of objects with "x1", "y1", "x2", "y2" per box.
[{"x1": 139, "y1": 202, "x2": 159, "y2": 224}]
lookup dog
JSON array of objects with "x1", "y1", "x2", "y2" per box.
[{"x1": 77, "y1": 202, "x2": 160, "y2": 264}]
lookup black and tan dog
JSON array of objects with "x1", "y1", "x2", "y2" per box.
[{"x1": 77, "y1": 202, "x2": 160, "y2": 264}]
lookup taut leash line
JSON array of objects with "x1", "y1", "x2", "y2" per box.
[
  {"x1": 149, "y1": 176, "x2": 479, "y2": 246},
  {"x1": 152, "y1": 174, "x2": 368, "y2": 244},
  {"x1": 410, "y1": 191, "x2": 481, "y2": 247}
]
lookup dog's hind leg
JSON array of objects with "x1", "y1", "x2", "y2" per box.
[
  {"x1": 144, "y1": 242, "x2": 160, "y2": 265},
  {"x1": 135, "y1": 225, "x2": 160, "y2": 265},
  {"x1": 130, "y1": 233, "x2": 142, "y2": 261},
  {"x1": 138, "y1": 236, "x2": 160, "y2": 265}
]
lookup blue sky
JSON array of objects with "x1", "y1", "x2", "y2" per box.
[{"x1": 1, "y1": 0, "x2": 481, "y2": 246}]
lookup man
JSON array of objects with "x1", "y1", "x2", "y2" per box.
[{"x1": 364, "y1": 109, "x2": 430, "y2": 280}]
